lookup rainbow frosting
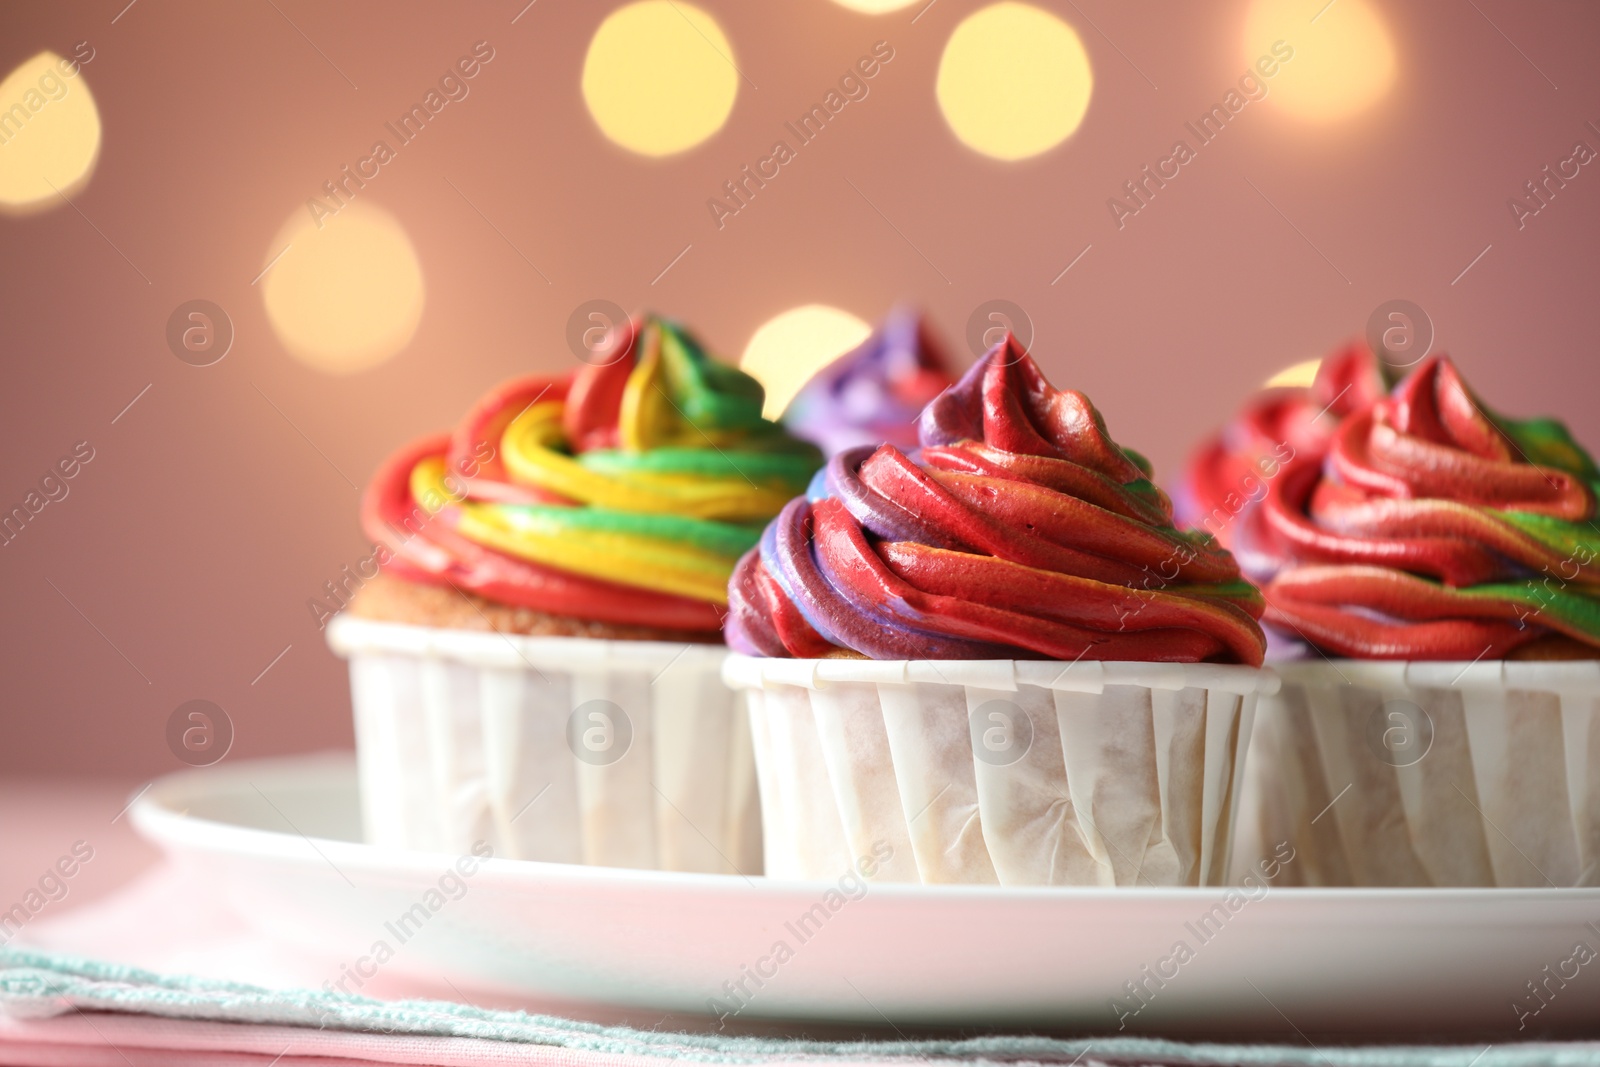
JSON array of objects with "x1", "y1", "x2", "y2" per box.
[
  {"x1": 1177, "y1": 341, "x2": 1389, "y2": 582},
  {"x1": 1255, "y1": 355, "x2": 1600, "y2": 658},
  {"x1": 781, "y1": 307, "x2": 957, "y2": 457},
  {"x1": 364, "y1": 317, "x2": 822, "y2": 634},
  {"x1": 728, "y1": 337, "x2": 1268, "y2": 664}
]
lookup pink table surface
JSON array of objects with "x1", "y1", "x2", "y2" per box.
[
  {"x1": 0, "y1": 776, "x2": 160, "y2": 931},
  {"x1": 0, "y1": 774, "x2": 884, "y2": 1037}
]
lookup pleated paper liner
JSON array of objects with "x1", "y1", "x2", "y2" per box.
[
  {"x1": 326, "y1": 616, "x2": 759, "y2": 875},
  {"x1": 724, "y1": 655, "x2": 1279, "y2": 887},
  {"x1": 1236, "y1": 659, "x2": 1600, "y2": 887}
]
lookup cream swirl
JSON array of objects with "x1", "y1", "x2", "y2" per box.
[{"x1": 729, "y1": 338, "x2": 1267, "y2": 663}]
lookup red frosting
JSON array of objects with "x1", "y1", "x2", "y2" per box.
[
  {"x1": 1179, "y1": 341, "x2": 1387, "y2": 557},
  {"x1": 1256, "y1": 356, "x2": 1600, "y2": 657}
]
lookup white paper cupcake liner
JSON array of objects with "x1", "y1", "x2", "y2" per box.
[
  {"x1": 723, "y1": 655, "x2": 1278, "y2": 887},
  {"x1": 1238, "y1": 659, "x2": 1600, "y2": 887},
  {"x1": 325, "y1": 616, "x2": 760, "y2": 875}
]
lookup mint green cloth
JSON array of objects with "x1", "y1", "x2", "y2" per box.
[{"x1": 2, "y1": 947, "x2": 1597, "y2": 1066}]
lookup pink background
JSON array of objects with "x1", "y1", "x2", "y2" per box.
[{"x1": 3, "y1": 1, "x2": 1598, "y2": 777}]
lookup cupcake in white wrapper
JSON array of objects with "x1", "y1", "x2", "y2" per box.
[
  {"x1": 725, "y1": 656, "x2": 1276, "y2": 886},
  {"x1": 325, "y1": 316, "x2": 823, "y2": 872},
  {"x1": 726, "y1": 341, "x2": 1275, "y2": 886},
  {"x1": 1194, "y1": 355, "x2": 1600, "y2": 886},
  {"x1": 1245, "y1": 660, "x2": 1600, "y2": 887},
  {"x1": 328, "y1": 616, "x2": 757, "y2": 872}
]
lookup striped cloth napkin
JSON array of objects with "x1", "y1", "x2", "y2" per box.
[{"x1": 2, "y1": 947, "x2": 1595, "y2": 1067}]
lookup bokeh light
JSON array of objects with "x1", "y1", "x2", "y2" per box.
[
  {"x1": 1263, "y1": 357, "x2": 1321, "y2": 389},
  {"x1": 261, "y1": 201, "x2": 425, "y2": 375},
  {"x1": 582, "y1": 1, "x2": 739, "y2": 157},
  {"x1": 741, "y1": 305, "x2": 872, "y2": 419},
  {"x1": 936, "y1": 2, "x2": 1093, "y2": 162},
  {"x1": 0, "y1": 51, "x2": 101, "y2": 213},
  {"x1": 830, "y1": 0, "x2": 920, "y2": 11},
  {"x1": 1242, "y1": 0, "x2": 1397, "y2": 123}
]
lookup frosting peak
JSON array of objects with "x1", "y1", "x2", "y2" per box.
[
  {"x1": 1344, "y1": 356, "x2": 1594, "y2": 519},
  {"x1": 922, "y1": 338, "x2": 1149, "y2": 484}
]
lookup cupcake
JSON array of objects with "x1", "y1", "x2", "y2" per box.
[
  {"x1": 1236, "y1": 354, "x2": 1600, "y2": 886},
  {"x1": 326, "y1": 316, "x2": 822, "y2": 873},
  {"x1": 781, "y1": 305, "x2": 957, "y2": 457},
  {"x1": 1176, "y1": 340, "x2": 1388, "y2": 575},
  {"x1": 723, "y1": 337, "x2": 1276, "y2": 886}
]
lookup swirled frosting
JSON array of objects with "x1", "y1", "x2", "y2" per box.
[
  {"x1": 1256, "y1": 355, "x2": 1600, "y2": 658},
  {"x1": 781, "y1": 306, "x2": 957, "y2": 457},
  {"x1": 728, "y1": 338, "x2": 1268, "y2": 664},
  {"x1": 364, "y1": 317, "x2": 822, "y2": 633},
  {"x1": 1176, "y1": 341, "x2": 1388, "y2": 582}
]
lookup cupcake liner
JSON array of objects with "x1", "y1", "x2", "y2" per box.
[
  {"x1": 724, "y1": 656, "x2": 1277, "y2": 887},
  {"x1": 1239, "y1": 659, "x2": 1600, "y2": 887},
  {"x1": 326, "y1": 616, "x2": 760, "y2": 875}
]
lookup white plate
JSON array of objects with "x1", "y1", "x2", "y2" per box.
[{"x1": 130, "y1": 753, "x2": 1600, "y2": 1038}]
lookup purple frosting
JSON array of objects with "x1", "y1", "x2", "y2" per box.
[{"x1": 781, "y1": 306, "x2": 958, "y2": 457}]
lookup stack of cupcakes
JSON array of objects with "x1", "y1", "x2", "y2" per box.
[
  {"x1": 1186, "y1": 345, "x2": 1600, "y2": 886},
  {"x1": 327, "y1": 316, "x2": 821, "y2": 873}
]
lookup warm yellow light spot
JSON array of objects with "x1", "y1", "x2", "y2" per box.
[
  {"x1": 936, "y1": 2, "x2": 1092, "y2": 162},
  {"x1": 0, "y1": 52, "x2": 101, "y2": 213},
  {"x1": 742, "y1": 305, "x2": 872, "y2": 420},
  {"x1": 1242, "y1": 0, "x2": 1397, "y2": 123},
  {"x1": 1263, "y1": 357, "x2": 1321, "y2": 389},
  {"x1": 262, "y1": 202, "x2": 425, "y2": 375},
  {"x1": 582, "y1": 1, "x2": 738, "y2": 157},
  {"x1": 831, "y1": 0, "x2": 920, "y2": 11}
]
